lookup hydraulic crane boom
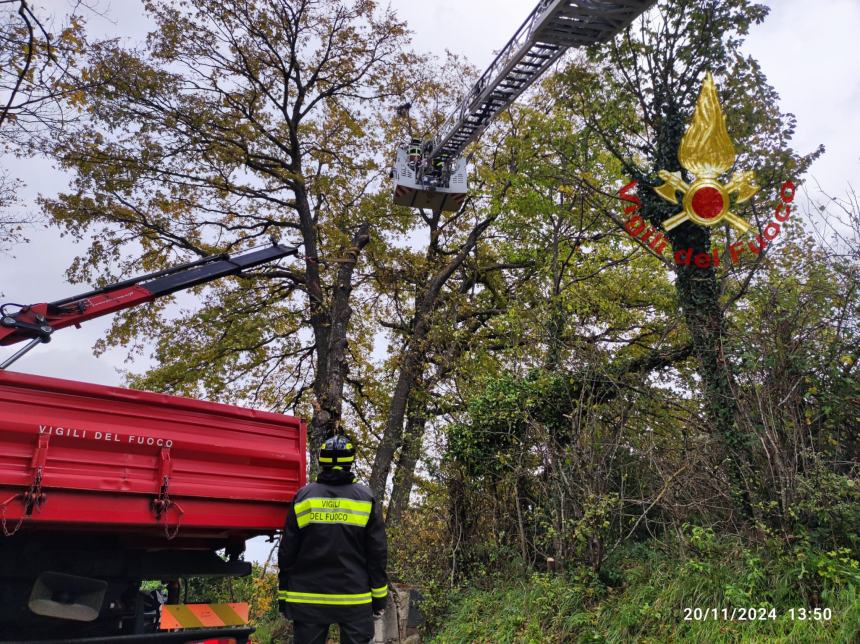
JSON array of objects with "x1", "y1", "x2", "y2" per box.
[
  {"x1": 0, "y1": 242, "x2": 297, "y2": 368},
  {"x1": 391, "y1": 0, "x2": 655, "y2": 212}
]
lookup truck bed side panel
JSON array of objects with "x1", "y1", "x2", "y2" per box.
[{"x1": 0, "y1": 371, "x2": 306, "y2": 539}]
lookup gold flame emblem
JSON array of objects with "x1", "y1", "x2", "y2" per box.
[{"x1": 654, "y1": 73, "x2": 757, "y2": 234}]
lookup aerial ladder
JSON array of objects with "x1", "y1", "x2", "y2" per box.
[
  {"x1": 0, "y1": 242, "x2": 297, "y2": 369},
  {"x1": 391, "y1": 0, "x2": 655, "y2": 212}
]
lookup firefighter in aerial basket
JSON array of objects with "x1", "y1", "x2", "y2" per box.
[{"x1": 278, "y1": 435, "x2": 389, "y2": 644}]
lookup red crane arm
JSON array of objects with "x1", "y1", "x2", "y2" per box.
[
  {"x1": 0, "y1": 243, "x2": 296, "y2": 348},
  {"x1": 0, "y1": 286, "x2": 155, "y2": 346}
]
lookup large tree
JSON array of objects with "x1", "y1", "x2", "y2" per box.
[{"x1": 43, "y1": 0, "x2": 421, "y2": 461}]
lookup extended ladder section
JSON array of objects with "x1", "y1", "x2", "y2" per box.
[
  {"x1": 429, "y1": 0, "x2": 655, "y2": 162},
  {"x1": 391, "y1": 0, "x2": 655, "y2": 212}
]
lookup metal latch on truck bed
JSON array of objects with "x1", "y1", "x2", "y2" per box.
[
  {"x1": 0, "y1": 434, "x2": 49, "y2": 536},
  {"x1": 151, "y1": 446, "x2": 184, "y2": 540}
]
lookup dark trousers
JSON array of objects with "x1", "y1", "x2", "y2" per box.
[{"x1": 293, "y1": 617, "x2": 374, "y2": 644}]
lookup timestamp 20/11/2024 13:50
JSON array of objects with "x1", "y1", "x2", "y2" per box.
[{"x1": 683, "y1": 607, "x2": 833, "y2": 621}]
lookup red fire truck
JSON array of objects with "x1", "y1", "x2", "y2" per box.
[{"x1": 0, "y1": 244, "x2": 307, "y2": 642}]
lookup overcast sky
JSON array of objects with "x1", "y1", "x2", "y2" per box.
[{"x1": 1, "y1": 0, "x2": 858, "y2": 560}]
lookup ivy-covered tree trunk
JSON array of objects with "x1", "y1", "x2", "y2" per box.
[
  {"x1": 674, "y1": 232, "x2": 751, "y2": 510},
  {"x1": 642, "y1": 183, "x2": 752, "y2": 513},
  {"x1": 637, "y1": 104, "x2": 753, "y2": 513}
]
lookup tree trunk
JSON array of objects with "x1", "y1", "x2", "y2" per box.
[
  {"x1": 306, "y1": 218, "x2": 371, "y2": 474},
  {"x1": 514, "y1": 475, "x2": 529, "y2": 565},
  {"x1": 386, "y1": 400, "x2": 427, "y2": 524},
  {"x1": 368, "y1": 316, "x2": 429, "y2": 497},
  {"x1": 369, "y1": 215, "x2": 494, "y2": 498}
]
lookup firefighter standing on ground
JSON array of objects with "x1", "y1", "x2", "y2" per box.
[{"x1": 278, "y1": 435, "x2": 388, "y2": 644}]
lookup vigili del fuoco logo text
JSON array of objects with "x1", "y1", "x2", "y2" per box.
[{"x1": 618, "y1": 72, "x2": 795, "y2": 269}]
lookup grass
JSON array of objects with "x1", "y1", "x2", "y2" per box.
[{"x1": 429, "y1": 539, "x2": 860, "y2": 643}]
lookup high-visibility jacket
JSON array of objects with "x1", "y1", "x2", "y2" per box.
[{"x1": 277, "y1": 475, "x2": 388, "y2": 624}]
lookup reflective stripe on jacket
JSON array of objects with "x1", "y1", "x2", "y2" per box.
[{"x1": 277, "y1": 478, "x2": 388, "y2": 624}]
